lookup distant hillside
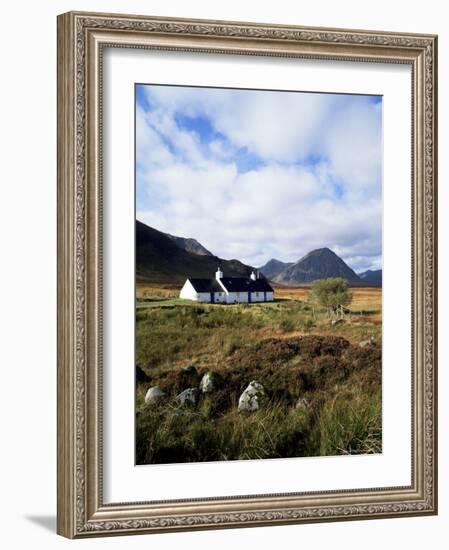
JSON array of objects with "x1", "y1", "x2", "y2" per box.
[
  {"x1": 165, "y1": 232, "x2": 212, "y2": 256},
  {"x1": 136, "y1": 220, "x2": 255, "y2": 284},
  {"x1": 273, "y1": 248, "x2": 361, "y2": 285},
  {"x1": 259, "y1": 259, "x2": 294, "y2": 280},
  {"x1": 358, "y1": 269, "x2": 382, "y2": 287}
]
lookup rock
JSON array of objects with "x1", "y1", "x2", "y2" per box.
[
  {"x1": 144, "y1": 385, "x2": 166, "y2": 405},
  {"x1": 331, "y1": 319, "x2": 344, "y2": 326},
  {"x1": 176, "y1": 387, "x2": 199, "y2": 407},
  {"x1": 238, "y1": 380, "x2": 266, "y2": 413},
  {"x1": 295, "y1": 397, "x2": 310, "y2": 411},
  {"x1": 199, "y1": 371, "x2": 222, "y2": 393},
  {"x1": 359, "y1": 336, "x2": 375, "y2": 348},
  {"x1": 136, "y1": 366, "x2": 150, "y2": 383},
  {"x1": 182, "y1": 365, "x2": 198, "y2": 376},
  {"x1": 200, "y1": 372, "x2": 214, "y2": 393}
]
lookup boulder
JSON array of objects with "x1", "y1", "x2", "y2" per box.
[
  {"x1": 144, "y1": 385, "x2": 166, "y2": 405},
  {"x1": 176, "y1": 387, "x2": 199, "y2": 407},
  {"x1": 295, "y1": 397, "x2": 310, "y2": 411},
  {"x1": 200, "y1": 372, "x2": 214, "y2": 393},
  {"x1": 199, "y1": 371, "x2": 222, "y2": 393},
  {"x1": 331, "y1": 319, "x2": 344, "y2": 326},
  {"x1": 238, "y1": 380, "x2": 266, "y2": 413},
  {"x1": 359, "y1": 336, "x2": 375, "y2": 348}
]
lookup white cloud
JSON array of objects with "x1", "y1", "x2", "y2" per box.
[{"x1": 136, "y1": 85, "x2": 382, "y2": 272}]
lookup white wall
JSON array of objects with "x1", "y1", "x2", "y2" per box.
[
  {"x1": 197, "y1": 292, "x2": 212, "y2": 302},
  {"x1": 214, "y1": 291, "x2": 226, "y2": 303},
  {"x1": 180, "y1": 280, "x2": 198, "y2": 300},
  {"x1": 251, "y1": 291, "x2": 262, "y2": 302},
  {"x1": 227, "y1": 291, "x2": 249, "y2": 303},
  {"x1": 0, "y1": 1, "x2": 446, "y2": 549},
  {"x1": 249, "y1": 291, "x2": 274, "y2": 302}
]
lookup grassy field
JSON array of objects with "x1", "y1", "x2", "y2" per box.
[{"x1": 136, "y1": 283, "x2": 382, "y2": 464}]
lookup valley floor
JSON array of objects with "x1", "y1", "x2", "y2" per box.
[{"x1": 135, "y1": 285, "x2": 382, "y2": 464}]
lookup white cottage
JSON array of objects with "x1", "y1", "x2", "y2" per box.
[{"x1": 180, "y1": 268, "x2": 274, "y2": 304}]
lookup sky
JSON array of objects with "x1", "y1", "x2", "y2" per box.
[{"x1": 136, "y1": 84, "x2": 382, "y2": 272}]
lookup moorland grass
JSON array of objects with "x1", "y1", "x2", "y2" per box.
[{"x1": 135, "y1": 287, "x2": 382, "y2": 463}]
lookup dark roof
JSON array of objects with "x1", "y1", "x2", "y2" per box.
[
  {"x1": 219, "y1": 277, "x2": 252, "y2": 292},
  {"x1": 219, "y1": 277, "x2": 273, "y2": 292},
  {"x1": 187, "y1": 276, "x2": 274, "y2": 293},
  {"x1": 249, "y1": 279, "x2": 274, "y2": 292},
  {"x1": 188, "y1": 278, "x2": 223, "y2": 293}
]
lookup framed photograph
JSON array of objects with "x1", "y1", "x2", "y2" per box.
[{"x1": 57, "y1": 11, "x2": 438, "y2": 538}]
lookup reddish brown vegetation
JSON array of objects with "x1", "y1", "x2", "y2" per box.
[{"x1": 153, "y1": 335, "x2": 380, "y2": 414}]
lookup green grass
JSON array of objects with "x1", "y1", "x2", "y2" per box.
[
  {"x1": 136, "y1": 294, "x2": 382, "y2": 464},
  {"x1": 308, "y1": 392, "x2": 382, "y2": 456},
  {"x1": 136, "y1": 399, "x2": 311, "y2": 463},
  {"x1": 137, "y1": 297, "x2": 193, "y2": 307}
]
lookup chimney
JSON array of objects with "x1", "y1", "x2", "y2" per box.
[
  {"x1": 250, "y1": 271, "x2": 257, "y2": 281},
  {"x1": 216, "y1": 267, "x2": 223, "y2": 280}
]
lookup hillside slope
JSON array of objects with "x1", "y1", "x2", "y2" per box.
[
  {"x1": 274, "y1": 248, "x2": 361, "y2": 285},
  {"x1": 136, "y1": 220, "x2": 255, "y2": 284},
  {"x1": 259, "y1": 258, "x2": 294, "y2": 280},
  {"x1": 165, "y1": 232, "x2": 213, "y2": 256},
  {"x1": 358, "y1": 269, "x2": 382, "y2": 287}
]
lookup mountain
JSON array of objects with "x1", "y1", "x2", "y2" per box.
[
  {"x1": 358, "y1": 269, "x2": 382, "y2": 287},
  {"x1": 273, "y1": 247, "x2": 361, "y2": 285},
  {"x1": 165, "y1": 232, "x2": 212, "y2": 256},
  {"x1": 136, "y1": 220, "x2": 255, "y2": 284},
  {"x1": 259, "y1": 259, "x2": 294, "y2": 280}
]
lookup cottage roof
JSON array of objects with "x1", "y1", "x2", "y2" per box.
[
  {"x1": 188, "y1": 278, "x2": 223, "y2": 293},
  {"x1": 219, "y1": 277, "x2": 273, "y2": 293},
  {"x1": 249, "y1": 279, "x2": 274, "y2": 292},
  {"x1": 187, "y1": 276, "x2": 273, "y2": 293}
]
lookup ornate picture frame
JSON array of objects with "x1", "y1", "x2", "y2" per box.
[{"x1": 57, "y1": 11, "x2": 437, "y2": 538}]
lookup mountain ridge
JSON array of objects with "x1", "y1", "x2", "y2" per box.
[
  {"x1": 136, "y1": 220, "x2": 381, "y2": 287},
  {"x1": 258, "y1": 258, "x2": 294, "y2": 280},
  {"x1": 272, "y1": 247, "x2": 361, "y2": 285},
  {"x1": 136, "y1": 220, "x2": 255, "y2": 284},
  {"x1": 358, "y1": 269, "x2": 382, "y2": 286},
  {"x1": 165, "y1": 232, "x2": 213, "y2": 256}
]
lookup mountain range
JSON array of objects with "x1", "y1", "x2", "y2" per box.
[
  {"x1": 165, "y1": 232, "x2": 213, "y2": 256},
  {"x1": 258, "y1": 258, "x2": 294, "y2": 280},
  {"x1": 136, "y1": 220, "x2": 255, "y2": 284},
  {"x1": 136, "y1": 219, "x2": 382, "y2": 287},
  {"x1": 260, "y1": 248, "x2": 361, "y2": 285},
  {"x1": 357, "y1": 269, "x2": 382, "y2": 286}
]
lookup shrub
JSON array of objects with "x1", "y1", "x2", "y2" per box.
[{"x1": 310, "y1": 278, "x2": 353, "y2": 316}]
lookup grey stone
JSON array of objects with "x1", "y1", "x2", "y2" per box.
[
  {"x1": 331, "y1": 319, "x2": 344, "y2": 326},
  {"x1": 176, "y1": 387, "x2": 199, "y2": 407},
  {"x1": 144, "y1": 385, "x2": 166, "y2": 405},
  {"x1": 295, "y1": 397, "x2": 310, "y2": 411},
  {"x1": 238, "y1": 380, "x2": 266, "y2": 413},
  {"x1": 200, "y1": 372, "x2": 216, "y2": 393},
  {"x1": 359, "y1": 336, "x2": 375, "y2": 348}
]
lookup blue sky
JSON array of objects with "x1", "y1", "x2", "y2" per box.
[{"x1": 136, "y1": 84, "x2": 382, "y2": 272}]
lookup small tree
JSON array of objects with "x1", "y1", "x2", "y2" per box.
[{"x1": 310, "y1": 277, "x2": 353, "y2": 319}]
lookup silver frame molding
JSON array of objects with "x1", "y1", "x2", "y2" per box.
[{"x1": 57, "y1": 11, "x2": 438, "y2": 538}]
